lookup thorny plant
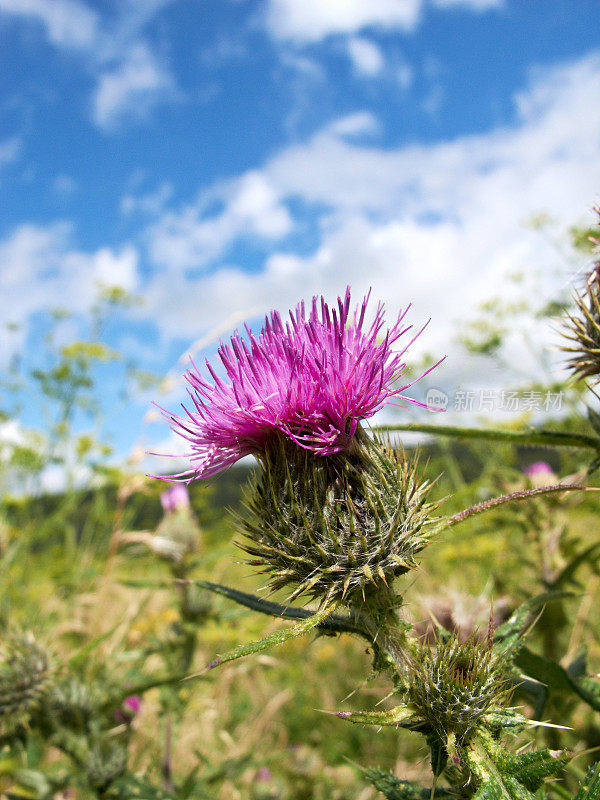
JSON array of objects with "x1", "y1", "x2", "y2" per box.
[{"x1": 157, "y1": 274, "x2": 600, "y2": 799}]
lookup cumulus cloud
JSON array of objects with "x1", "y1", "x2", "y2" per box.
[
  {"x1": 140, "y1": 50, "x2": 600, "y2": 399},
  {"x1": 0, "y1": 0, "x2": 98, "y2": 49},
  {"x1": 148, "y1": 171, "x2": 293, "y2": 273},
  {"x1": 325, "y1": 111, "x2": 380, "y2": 138},
  {"x1": 92, "y1": 44, "x2": 177, "y2": 129},
  {"x1": 346, "y1": 37, "x2": 384, "y2": 75},
  {"x1": 0, "y1": 222, "x2": 138, "y2": 362},
  {"x1": 263, "y1": 0, "x2": 505, "y2": 42},
  {"x1": 264, "y1": 0, "x2": 422, "y2": 41},
  {"x1": 0, "y1": 0, "x2": 178, "y2": 131}
]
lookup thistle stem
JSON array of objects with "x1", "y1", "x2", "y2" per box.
[
  {"x1": 447, "y1": 483, "x2": 586, "y2": 527},
  {"x1": 376, "y1": 423, "x2": 600, "y2": 451}
]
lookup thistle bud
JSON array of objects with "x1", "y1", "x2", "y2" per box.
[
  {"x1": 407, "y1": 634, "x2": 508, "y2": 744},
  {"x1": 239, "y1": 432, "x2": 439, "y2": 604},
  {"x1": 154, "y1": 505, "x2": 202, "y2": 565},
  {"x1": 48, "y1": 678, "x2": 98, "y2": 730},
  {"x1": 85, "y1": 741, "x2": 127, "y2": 791},
  {"x1": 0, "y1": 632, "x2": 51, "y2": 737},
  {"x1": 562, "y1": 220, "x2": 600, "y2": 383}
]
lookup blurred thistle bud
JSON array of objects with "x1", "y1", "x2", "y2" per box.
[
  {"x1": 49, "y1": 678, "x2": 99, "y2": 731},
  {"x1": 85, "y1": 740, "x2": 127, "y2": 792},
  {"x1": 562, "y1": 217, "x2": 600, "y2": 383},
  {"x1": 152, "y1": 487, "x2": 202, "y2": 568},
  {"x1": 0, "y1": 632, "x2": 51, "y2": 737},
  {"x1": 407, "y1": 634, "x2": 508, "y2": 745},
  {"x1": 251, "y1": 766, "x2": 282, "y2": 800},
  {"x1": 239, "y1": 432, "x2": 440, "y2": 605}
]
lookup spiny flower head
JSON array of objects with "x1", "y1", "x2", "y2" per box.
[
  {"x1": 562, "y1": 215, "x2": 600, "y2": 383},
  {"x1": 0, "y1": 632, "x2": 51, "y2": 737},
  {"x1": 162, "y1": 288, "x2": 440, "y2": 481},
  {"x1": 407, "y1": 633, "x2": 509, "y2": 743},
  {"x1": 239, "y1": 433, "x2": 440, "y2": 603}
]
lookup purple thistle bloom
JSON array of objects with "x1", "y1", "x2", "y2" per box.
[
  {"x1": 161, "y1": 288, "x2": 442, "y2": 482},
  {"x1": 160, "y1": 483, "x2": 190, "y2": 512}
]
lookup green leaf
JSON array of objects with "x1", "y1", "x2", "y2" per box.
[
  {"x1": 551, "y1": 542, "x2": 600, "y2": 590},
  {"x1": 185, "y1": 579, "x2": 369, "y2": 639},
  {"x1": 492, "y1": 749, "x2": 569, "y2": 793},
  {"x1": 515, "y1": 646, "x2": 600, "y2": 712},
  {"x1": 191, "y1": 598, "x2": 340, "y2": 674},
  {"x1": 588, "y1": 407, "x2": 600, "y2": 437},
  {"x1": 333, "y1": 704, "x2": 417, "y2": 728},
  {"x1": 467, "y1": 736, "x2": 565, "y2": 800},
  {"x1": 515, "y1": 648, "x2": 575, "y2": 694},
  {"x1": 574, "y1": 675, "x2": 600, "y2": 711},
  {"x1": 493, "y1": 593, "x2": 572, "y2": 659}
]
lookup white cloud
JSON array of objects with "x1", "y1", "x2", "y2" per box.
[
  {"x1": 0, "y1": 222, "x2": 139, "y2": 361},
  {"x1": 263, "y1": 0, "x2": 504, "y2": 42},
  {"x1": 149, "y1": 171, "x2": 292, "y2": 273},
  {"x1": 52, "y1": 174, "x2": 78, "y2": 196},
  {"x1": 0, "y1": 137, "x2": 22, "y2": 168},
  {"x1": 0, "y1": 0, "x2": 98, "y2": 49},
  {"x1": 264, "y1": 0, "x2": 422, "y2": 41},
  {"x1": 397, "y1": 62, "x2": 413, "y2": 90},
  {"x1": 325, "y1": 111, "x2": 380, "y2": 138},
  {"x1": 92, "y1": 44, "x2": 177, "y2": 129},
  {"x1": 347, "y1": 37, "x2": 384, "y2": 75},
  {"x1": 433, "y1": 0, "x2": 503, "y2": 9},
  {"x1": 121, "y1": 181, "x2": 173, "y2": 216},
  {"x1": 0, "y1": 0, "x2": 178, "y2": 131},
  {"x1": 140, "y1": 50, "x2": 600, "y2": 399}
]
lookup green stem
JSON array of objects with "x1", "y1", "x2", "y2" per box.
[{"x1": 375, "y1": 423, "x2": 600, "y2": 451}]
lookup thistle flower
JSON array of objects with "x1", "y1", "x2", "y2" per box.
[
  {"x1": 239, "y1": 434, "x2": 439, "y2": 603},
  {"x1": 161, "y1": 288, "x2": 441, "y2": 481}
]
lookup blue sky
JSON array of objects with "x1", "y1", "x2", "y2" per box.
[{"x1": 1, "y1": 0, "x2": 600, "y2": 477}]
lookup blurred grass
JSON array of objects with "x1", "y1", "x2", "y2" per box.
[{"x1": 2, "y1": 433, "x2": 599, "y2": 797}]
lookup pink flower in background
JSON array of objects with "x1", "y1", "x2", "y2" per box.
[
  {"x1": 523, "y1": 461, "x2": 557, "y2": 487},
  {"x1": 160, "y1": 288, "x2": 442, "y2": 482},
  {"x1": 160, "y1": 483, "x2": 190, "y2": 512},
  {"x1": 523, "y1": 462, "x2": 554, "y2": 478},
  {"x1": 115, "y1": 695, "x2": 142, "y2": 724}
]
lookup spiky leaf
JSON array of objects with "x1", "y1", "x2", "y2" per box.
[
  {"x1": 363, "y1": 767, "x2": 453, "y2": 799},
  {"x1": 574, "y1": 764, "x2": 600, "y2": 800}
]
